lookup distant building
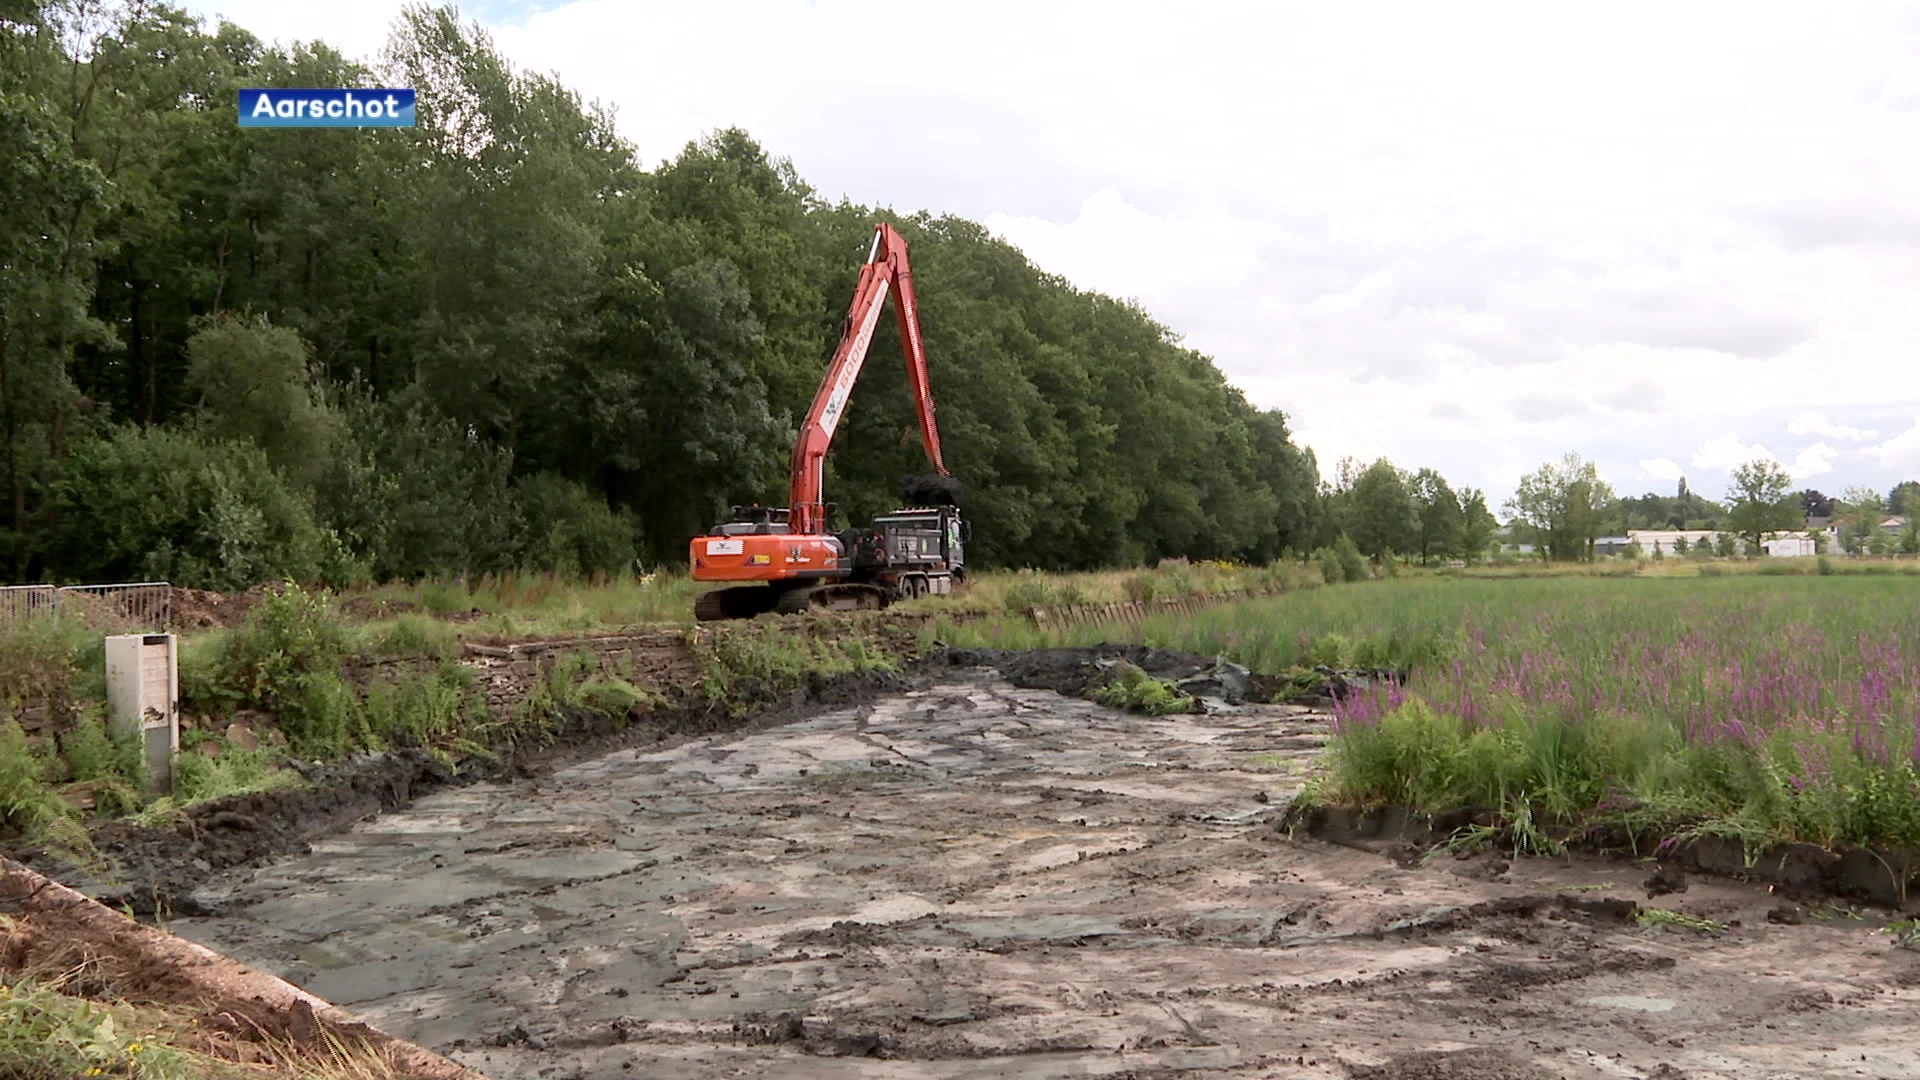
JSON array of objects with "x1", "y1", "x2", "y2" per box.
[
  {"x1": 1628, "y1": 529, "x2": 1721, "y2": 554},
  {"x1": 1762, "y1": 535, "x2": 1818, "y2": 558},
  {"x1": 1627, "y1": 529, "x2": 1816, "y2": 557},
  {"x1": 1593, "y1": 536, "x2": 1633, "y2": 556}
]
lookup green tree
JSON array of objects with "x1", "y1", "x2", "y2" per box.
[
  {"x1": 1723, "y1": 458, "x2": 1800, "y2": 557},
  {"x1": 1839, "y1": 486, "x2": 1882, "y2": 556},
  {"x1": 184, "y1": 314, "x2": 339, "y2": 487},
  {"x1": 1505, "y1": 453, "x2": 1614, "y2": 561},
  {"x1": 1410, "y1": 468, "x2": 1461, "y2": 566},
  {"x1": 1345, "y1": 459, "x2": 1417, "y2": 560},
  {"x1": 1889, "y1": 480, "x2": 1920, "y2": 517},
  {"x1": 49, "y1": 426, "x2": 343, "y2": 590},
  {"x1": 1455, "y1": 488, "x2": 1497, "y2": 562}
]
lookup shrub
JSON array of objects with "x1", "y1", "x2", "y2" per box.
[
  {"x1": 50, "y1": 426, "x2": 348, "y2": 590},
  {"x1": 312, "y1": 387, "x2": 520, "y2": 582},
  {"x1": 1003, "y1": 570, "x2": 1087, "y2": 612},
  {"x1": 0, "y1": 720, "x2": 67, "y2": 836},
  {"x1": 57, "y1": 712, "x2": 140, "y2": 788},
  {"x1": 358, "y1": 662, "x2": 483, "y2": 749},
  {"x1": 1313, "y1": 547, "x2": 1342, "y2": 586},
  {"x1": 0, "y1": 619, "x2": 80, "y2": 710},
  {"x1": 1305, "y1": 632, "x2": 1352, "y2": 668},
  {"x1": 194, "y1": 583, "x2": 353, "y2": 752},
  {"x1": 512, "y1": 471, "x2": 640, "y2": 577},
  {"x1": 1334, "y1": 535, "x2": 1368, "y2": 582}
]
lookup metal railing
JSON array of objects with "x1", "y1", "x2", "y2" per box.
[{"x1": 0, "y1": 582, "x2": 171, "y2": 632}]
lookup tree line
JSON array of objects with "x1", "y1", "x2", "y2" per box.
[
  {"x1": 1492, "y1": 453, "x2": 1920, "y2": 562},
  {"x1": 3, "y1": 1, "x2": 1326, "y2": 590}
]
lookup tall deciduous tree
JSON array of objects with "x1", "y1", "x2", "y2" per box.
[
  {"x1": 1724, "y1": 458, "x2": 1801, "y2": 556},
  {"x1": 1345, "y1": 459, "x2": 1417, "y2": 560},
  {"x1": 1410, "y1": 468, "x2": 1461, "y2": 565},
  {"x1": 1456, "y1": 488, "x2": 1497, "y2": 561},
  {"x1": 1888, "y1": 480, "x2": 1920, "y2": 518},
  {"x1": 1839, "y1": 485, "x2": 1883, "y2": 555},
  {"x1": 184, "y1": 313, "x2": 339, "y2": 488},
  {"x1": 1506, "y1": 453, "x2": 1614, "y2": 561}
]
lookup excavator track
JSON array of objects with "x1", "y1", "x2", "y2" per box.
[
  {"x1": 693, "y1": 585, "x2": 783, "y2": 622},
  {"x1": 776, "y1": 583, "x2": 890, "y2": 616}
]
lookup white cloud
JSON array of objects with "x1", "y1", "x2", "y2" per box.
[
  {"x1": 984, "y1": 190, "x2": 1264, "y2": 325},
  {"x1": 1789, "y1": 442, "x2": 1839, "y2": 478},
  {"x1": 1861, "y1": 416, "x2": 1920, "y2": 466},
  {"x1": 1788, "y1": 412, "x2": 1878, "y2": 441},
  {"x1": 1640, "y1": 457, "x2": 1686, "y2": 482},
  {"x1": 1508, "y1": 393, "x2": 1589, "y2": 423},
  {"x1": 1688, "y1": 434, "x2": 1837, "y2": 480},
  {"x1": 1691, "y1": 434, "x2": 1776, "y2": 470}
]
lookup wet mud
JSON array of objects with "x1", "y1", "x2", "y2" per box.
[
  {"x1": 12, "y1": 668, "x2": 914, "y2": 917},
  {"x1": 169, "y1": 671, "x2": 1920, "y2": 1078}
]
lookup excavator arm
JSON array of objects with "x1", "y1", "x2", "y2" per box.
[{"x1": 787, "y1": 222, "x2": 947, "y2": 536}]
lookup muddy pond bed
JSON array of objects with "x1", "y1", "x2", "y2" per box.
[{"x1": 152, "y1": 662, "x2": 1920, "y2": 1078}]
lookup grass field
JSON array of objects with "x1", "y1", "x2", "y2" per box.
[{"x1": 933, "y1": 575, "x2": 1920, "y2": 852}]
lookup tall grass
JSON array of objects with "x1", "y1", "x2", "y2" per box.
[
  {"x1": 344, "y1": 567, "x2": 702, "y2": 636},
  {"x1": 936, "y1": 576, "x2": 1920, "y2": 850}
]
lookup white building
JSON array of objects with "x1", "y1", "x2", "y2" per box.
[
  {"x1": 1626, "y1": 529, "x2": 1817, "y2": 557},
  {"x1": 1761, "y1": 535, "x2": 1818, "y2": 558},
  {"x1": 1628, "y1": 530, "x2": 1721, "y2": 554}
]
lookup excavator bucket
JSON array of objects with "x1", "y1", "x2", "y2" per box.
[{"x1": 900, "y1": 474, "x2": 963, "y2": 507}]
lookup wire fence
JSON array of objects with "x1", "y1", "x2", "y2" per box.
[{"x1": 0, "y1": 582, "x2": 172, "y2": 633}]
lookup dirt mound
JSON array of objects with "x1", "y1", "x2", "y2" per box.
[
  {"x1": 899, "y1": 473, "x2": 963, "y2": 506},
  {"x1": 928, "y1": 644, "x2": 1252, "y2": 704},
  {"x1": 169, "y1": 587, "x2": 261, "y2": 630}
]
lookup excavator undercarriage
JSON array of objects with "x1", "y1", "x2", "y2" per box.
[{"x1": 692, "y1": 502, "x2": 968, "y2": 622}]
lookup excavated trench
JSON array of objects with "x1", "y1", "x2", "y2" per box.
[{"x1": 170, "y1": 667, "x2": 1920, "y2": 1079}]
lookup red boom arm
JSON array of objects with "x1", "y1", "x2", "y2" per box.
[{"x1": 788, "y1": 223, "x2": 947, "y2": 535}]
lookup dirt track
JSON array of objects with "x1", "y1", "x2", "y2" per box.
[{"x1": 173, "y1": 670, "x2": 1920, "y2": 1078}]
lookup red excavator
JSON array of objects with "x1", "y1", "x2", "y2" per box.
[{"x1": 689, "y1": 222, "x2": 969, "y2": 622}]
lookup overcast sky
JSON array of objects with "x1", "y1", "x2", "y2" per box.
[{"x1": 185, "y1": 0, "x2": 1920, "y2": 508}]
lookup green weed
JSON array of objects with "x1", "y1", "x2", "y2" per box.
[
  {"x1": 354, "y1": 614, "x2": 461, "y2": 660},
  {"x1": 357, "y1": 662, "x2": 486, "y2": 749},
  {"x1": 1636, "y1": 908, "x2": 1724, "y2": 933},
  {"x1": 1088, "y1": 661, "x2": 1196, "y2": 716},
  {"x1": 0, "y1": 720, "x2": 70, "y2": 838}
]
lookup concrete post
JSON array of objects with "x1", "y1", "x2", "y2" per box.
[{"x1": 105, "y1": 634, "x2": 178, "y2": 797}]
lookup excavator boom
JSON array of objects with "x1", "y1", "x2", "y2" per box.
[{"x1": 789, "y1": 222, "x2": 946, "y2": 535}]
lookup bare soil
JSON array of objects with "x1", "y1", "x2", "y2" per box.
[
  {"x1": 162, "y1": 669, "x2": 1920, "y2": 1079},
  {"x1": 168, "y1": 586, "x2": 264, "y2": 630}
]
